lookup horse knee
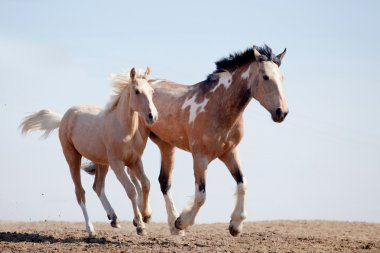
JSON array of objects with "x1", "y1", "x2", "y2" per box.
[{"x1": 141, "y1": 178, "x2": 150, "y2": 192}]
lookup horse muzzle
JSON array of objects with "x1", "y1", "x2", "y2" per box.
[{"x1": 271, "y1": 108, "x2": 288, "y2": 123}]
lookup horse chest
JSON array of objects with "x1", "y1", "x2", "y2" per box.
[{"x1": 107, "y1": 134, "x2": 144, "y2": 164}]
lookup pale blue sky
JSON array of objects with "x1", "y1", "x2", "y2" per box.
[{"x1": 1, "y1": 0, "x2": 379, "y2": 224}]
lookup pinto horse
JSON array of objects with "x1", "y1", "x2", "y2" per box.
[
  {"x1": 146, "y1": 45, "x2": 288, "y2": 236},
  {"x1": 19, "y1": 67, "x2": 157, "y2": 236}
]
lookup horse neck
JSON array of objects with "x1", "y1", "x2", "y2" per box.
[
  {"x1": 206, "y1": 66, "x2": 254, "y2": 126},
  {"x1": 115, "y1": 90, "x2": 139, "y2": 136}
]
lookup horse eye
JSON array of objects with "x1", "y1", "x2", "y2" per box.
[
  {"x1": 135, "y1": 90, "x2": 140, "y2": 95},
  {"x1": 263, "y1": 75, "x2": 269, "y2": 81}
]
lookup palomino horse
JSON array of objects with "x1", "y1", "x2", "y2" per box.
[
  {"x1": 19, "y1": 67, "x2": 157, "y2": 236},
  {"x1": 146, "y1": 45, "x2": 288, "y2": 236}
]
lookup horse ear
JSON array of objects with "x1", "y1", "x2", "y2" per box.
[
  {"x1": 277, "y1": 48, "x2": 286, "y2": 61},
  {"x1": 130, "y1": 67, "x2": 136, "y2": 81},
  {"x1": 253, "y1": 47, "x2": 261, "y2": 61},
  {"x1": 145, "y1": 66, "x2": 151, "y2": 79}
]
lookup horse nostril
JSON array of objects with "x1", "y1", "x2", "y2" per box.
[
  {"x1": 276, "y1": 108, "x2": 283, "y2": 117},
  {"x1": 148, "y1": 113, "x2": 153, "y2": 120}
]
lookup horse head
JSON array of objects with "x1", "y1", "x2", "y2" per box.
[
  {"x1": 249, "y1": 47, "x2": 288, "y2": 123},
  {"x1": 129, "y1": 67, "x2": 158, "y2": 125}
]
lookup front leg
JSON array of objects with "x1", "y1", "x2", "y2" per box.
[
  {"x1": 128, "y1": 158, "x2": 152, "y2": 223},
  {"x1": 220, "y1": 148, "x2": 247, "y2": 236},
  {"x1": 109, "y1": 158, "x2": 146, "y2": 236},
  {"x1": 175, "y1": 154, "x2": 208, "y2": 231},
  {"x1": 157, "y1": 143, "x2": 184, "y2": 235}
]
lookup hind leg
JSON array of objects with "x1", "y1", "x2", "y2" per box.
[
  {"x1": 175, "y1": 153, "x2": 208, "y2": 231},
  {"x1": 129, "y1": 158, "x2": 152, "y2": 223},
  {"x1": 92, "y1": 164, "x2": 120, "y2": 228},
  {"x1": 62, "y1": 145, "x2": 95, "y2": 236}
]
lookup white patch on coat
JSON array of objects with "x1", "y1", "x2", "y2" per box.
[
  {"x1": 210, "y1": 71, "x2": 233, "y2": 92},
  {"x1": 150, "y1": 79, "x2": 164, "y2": 85},
  {"x1": 241, "y1": 65, "x2": 251, "y2": 79},
  {"x1": 182, "y1": 95, "x2": 209, "y2": 124}
]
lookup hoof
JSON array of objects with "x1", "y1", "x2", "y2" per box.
[
  {"x1": 133, "y1": 219, "x2": 138, "y2": 227},
  {"x1": 174, "y1": 217, "x2": 184, "y2": 230},
  {"x1": 111, "y1": 220, "x2": 121, "y2": 228},
  {"x1": 88, "y1": 231, "x2": 96, "y2": 238},
  {"x1": 170, "y1": 227, "x2": 185, "y2": 236},
  {"x1": 228, "y1": 222, "x2": 242, "y2": 237},
  {"x1": 143, "y1": 215, "x2": 151, "y2": 223},
  {"x1": 136, "y1": 227, "x2": 147, "y2": 236}
]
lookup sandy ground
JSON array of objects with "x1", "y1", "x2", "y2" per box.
[{"x1": 0, "y1": 220, "x2": 379, "y2": 252}]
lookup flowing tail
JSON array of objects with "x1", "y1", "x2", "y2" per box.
[
  {"x1": 81, "y1": 162, "x2": 97, "y2": 175},
  {"x1": 19, "y1": 109, "x2": 62, "y2": 139}
]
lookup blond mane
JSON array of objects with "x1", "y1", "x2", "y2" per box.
[{"x1": 105, "y1": 71, "x2": 146, "y2": 113}]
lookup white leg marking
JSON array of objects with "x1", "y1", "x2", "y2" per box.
[
  {"x1": 230, "y1": 179, "x2": 247, "y2": 234},
  {"x1": 164, "y1": 192, "x2": 184, "y2": 235},
  {"x1": 232, "y1": 181, "x2": 247, "y2": 220},
  {"x1": 180, "y1": 183, "x2": 206, "y2": 228},
  {"x1": 164, "y1": 192, "x2": 179, "y2": 227},
  {"x1": 80, "y1": 201, "x2": 95, "y2": 235}
]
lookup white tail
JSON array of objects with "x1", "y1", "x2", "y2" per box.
[{"x1": 19, "y1": 109, "x2": 62, "y2": 139}]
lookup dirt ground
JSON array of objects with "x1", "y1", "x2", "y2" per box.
[{"x1": 0, "y1": 220, "x2": 379, "y2": 253}]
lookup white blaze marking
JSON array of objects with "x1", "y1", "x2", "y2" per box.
[
  {"x1": 210, "y1": 72, "x2": 233, "y2": 92},
  {"x1": 182, "y1": 94, "x2": 209, "y2": 124},
  {"x1": 140, "y1": 81, "x2": 153, "y2": 95},
  {"x1": 241, "y1": 65, "x2": 251, "y2": 79}
]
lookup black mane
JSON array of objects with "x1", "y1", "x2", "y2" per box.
[{"x1": 214, "y1": 44, "x2": 281, "y2": 74}]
